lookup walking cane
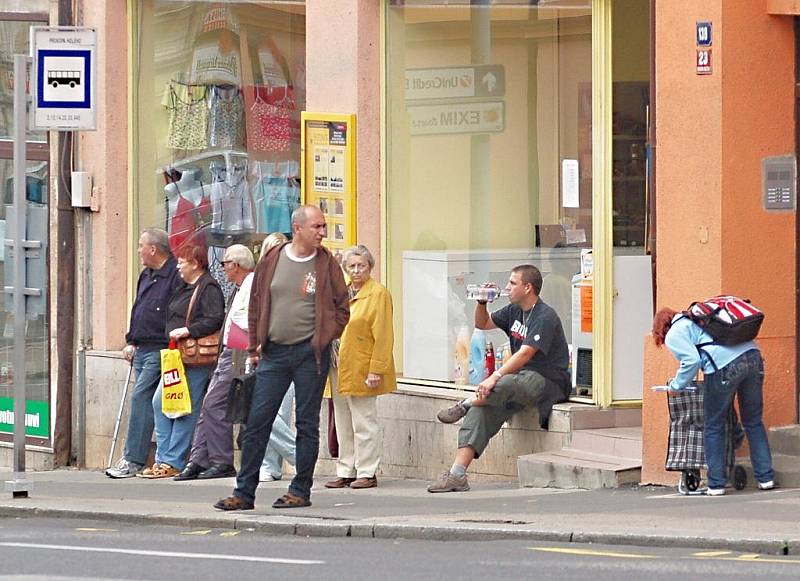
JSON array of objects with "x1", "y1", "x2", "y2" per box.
[{"x1": 107, "y1": 363, "x2": 134, "y2": 469}]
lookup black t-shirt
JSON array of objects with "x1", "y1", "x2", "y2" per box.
[{"x1": 491, "y1": 299, "x2": 570, "y2": 393}]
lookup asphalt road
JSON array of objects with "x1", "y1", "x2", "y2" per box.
[{"x1": 0, "y1": 517, "x2": 798, "y2": 580}]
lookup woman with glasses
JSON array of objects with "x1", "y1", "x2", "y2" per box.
[
  {"x1": 324, "y1": 245, "x2": 396, "y2": 490},
  {"x1": 140, "y1": 244, "x2": 225, "y2": 479}
]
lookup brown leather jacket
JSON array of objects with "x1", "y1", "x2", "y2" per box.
[{"x1": 247, "y1": 241, "x2": 349, "y2": 364}]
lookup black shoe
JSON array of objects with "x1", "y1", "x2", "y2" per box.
[
  {"x1": 198, "y1": 464, "x2": 237, "y2": 480},
  {"x1": 173, "y1": 461, "x2": 207, "y2": 481}
]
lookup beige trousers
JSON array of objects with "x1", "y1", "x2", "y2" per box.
[{"x1": 331, "y1": 388, "x2": 381, "y2": 478}]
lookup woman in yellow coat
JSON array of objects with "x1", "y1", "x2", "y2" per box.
[{"x1": 324, "y1": 245, "x2": 396, "y2": 490}]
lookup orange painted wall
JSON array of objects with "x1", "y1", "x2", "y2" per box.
[{"x1": 641, "y1": 1, "x2": 796, "y2": 484}]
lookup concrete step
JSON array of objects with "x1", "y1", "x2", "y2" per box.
[
  {"x1": 737, "y1": 453, "x2": 800, "y2": 489},
  {"x1": 548, "y1": 403, "x2": 642, "y2": 433},
  {"x1": 768, "y1": 425, "x2": 800, "y2": 457},
  {"x1": 569, "y1": 427, "x2": 643, "y2": 461},
  {"x1": 517, "y1": 448, "x2": 641, "y2": 489}
]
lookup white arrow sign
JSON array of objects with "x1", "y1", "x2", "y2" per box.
[{"x1": 482, "y1": 71, "x2": 497, "y2": 93}]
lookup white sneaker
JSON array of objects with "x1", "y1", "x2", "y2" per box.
[
  {"x1": 259, "y1": 468, "x2": 281, "y2": 482},
  {"x1": 706, "y1": 487, "x2": 726, "y2": 496},
  {"x1": 105, "y1": 458, "x2": 143, "y2": 479},
  {"x1": 758, "y1": 480, "x2": 775, "y2": 490}
]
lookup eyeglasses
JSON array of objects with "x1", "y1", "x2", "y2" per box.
[{"x1": 346, "y1": 263, "x2": 369, "y2": 272}]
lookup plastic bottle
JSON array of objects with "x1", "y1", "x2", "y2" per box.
[
  {"x1": 468, "y1": 329, "x2": 487, "y2": 385},
  {"x1": 484, "y1": 341, "x2": 495, "y2": 379},
  {"x1": 495, "y1": 347, "x2": 504, "y2": 372},
  {"x1": 465, "y1": 283, "x2": 509, "y2": 303},
  {"x1": 501, "y1": 343, "x2": 511, "y2": 367},
  {"x1": 454, "y1": 326, "x2": 470, "y2": 385}
]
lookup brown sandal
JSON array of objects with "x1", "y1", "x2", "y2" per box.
[
  {"x1": 271, "y1": 493, "x2": 311, "y2": 508},
  {"x1": 213, "y1": 495, "x2": 254, "y2": 511}
]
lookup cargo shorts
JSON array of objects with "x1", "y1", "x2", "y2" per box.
[{"x1": 457, "y1": 369, "x2": 551, "y2": 458}]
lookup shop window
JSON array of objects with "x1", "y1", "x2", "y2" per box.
[
  {"x1": 387, "y1": 1, "x2": 652, "y2": 403},
  {"x1": 386, "y1": 1, "x2": 594, "y2": 393},
  {"x1": 134, "y1": 1, "x2": 305, "y2": 301},
  {"x1": 0, "y1": 9, "x2": 51, "y2": 442}
]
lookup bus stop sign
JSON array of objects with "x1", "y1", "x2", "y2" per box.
[{"x1": 31, "y1": 27, "x2": 96, "y2": 131}]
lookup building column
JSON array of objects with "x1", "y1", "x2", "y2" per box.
[
  {"x1": 306, "y1": 0, "x2": 381, "y2": 270},
  {"x1": 641, "y1": 1, "x2": 796, "y2": 484}
]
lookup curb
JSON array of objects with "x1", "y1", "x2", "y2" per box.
[{"x1": 0, "y1": 504, "x2": 795, "y2": 554}]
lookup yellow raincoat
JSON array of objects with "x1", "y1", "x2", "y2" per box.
[{"x1": 336, "y1": 277, "x2": 397, "y2": 397}]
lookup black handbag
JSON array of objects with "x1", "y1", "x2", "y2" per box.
[{"x1": 225, "y1": 371, "x2": 256, "y2": 424}]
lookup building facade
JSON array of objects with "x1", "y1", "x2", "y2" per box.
[{"x1": 0, "y1": 0, "x2": 795, "y2": 484}]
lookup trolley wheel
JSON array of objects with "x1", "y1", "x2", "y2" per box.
[
  {"x1": 733, "y1": 465, "x2": 747, "y2": 490},
  {"x1": 683, "y1": 469, "x2": 701, "y2": 492}
]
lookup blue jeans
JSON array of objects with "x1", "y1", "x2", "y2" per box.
[
  {"x1": 152, "y1": 364, "x2": 212, "y2": 470},
  {"x1": 122, "y1": 347, "x2": 162, "y2": 466},
  {"x1": 261, "y1": 383, "x2": 296, "y2": 478},
  {"x1": 703, "y1": 349, "x2": 774, "y2": 489},
  {"x1": 235, "y1": 340, "x2": 329, "y2": 504}
]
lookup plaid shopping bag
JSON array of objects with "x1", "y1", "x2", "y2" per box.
[
  {"x1": 665, "y1": 390, "x2": 705, "y2": 470},
  {"x1": 665, "y1": 387, "x2": 739, "y2": 472}
]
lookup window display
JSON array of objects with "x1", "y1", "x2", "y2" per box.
[{"x1": 135, "y1": 1, "x2": 305, "y2": 295}]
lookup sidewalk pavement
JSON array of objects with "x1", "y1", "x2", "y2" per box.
[{"x1": 0, "y1": 468, "x2": 797, "y2": 554}]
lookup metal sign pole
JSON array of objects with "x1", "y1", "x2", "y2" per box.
[{"x1": 6, "y1": 54, "x2": 32, "y2": 498}]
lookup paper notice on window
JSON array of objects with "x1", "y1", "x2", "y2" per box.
[
  {"x1": 314, "y1": 146, "x2": 329, "y2": 192},
  {"x1": 328, "y1": 146, "x2": 345, "y2": 193},
  {"x1": 562, "y1": 159, "x2": 579, "y2": 208}
]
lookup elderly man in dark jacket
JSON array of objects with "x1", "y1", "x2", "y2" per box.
[{"x1": 106, "y1": 228, "x2": 181, "y2": 478}]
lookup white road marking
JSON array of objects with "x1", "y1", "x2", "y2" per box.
[{"x1": 0, "y1": 542, "x2": 324, "y2": 565}]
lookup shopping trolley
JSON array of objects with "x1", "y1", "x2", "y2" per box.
[{"x1": 660, "y1": 384, "x2": 747, "y2": 495}]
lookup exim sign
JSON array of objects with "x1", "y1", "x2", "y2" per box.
[
  {"x1": 408, "y1": 101, "x2": 504, "y2": 136},
  {"x1": 405, "y1": 65, "x2": 505, "y2": 101}
]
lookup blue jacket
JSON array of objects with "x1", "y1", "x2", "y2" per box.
[
  {"x1": 125, "y1": 256, "x2": 182, "y2": 349},
  {"x1": 664, "y1": 314, "x2": 758, "y2": 389}
]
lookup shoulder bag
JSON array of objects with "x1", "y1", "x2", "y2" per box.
[{"x1": 178, "y1": 284, "x2": 221, "y2": 367}]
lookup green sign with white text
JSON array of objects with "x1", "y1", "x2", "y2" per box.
[{"x1": 0, "y1": 398, "x2": 49, "y2": 437}]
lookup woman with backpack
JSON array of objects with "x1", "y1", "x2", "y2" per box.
[{"x1": 652, "y1": 306, "x2": 775, "y2": 496}]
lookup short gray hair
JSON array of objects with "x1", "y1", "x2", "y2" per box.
[
  {"x1": 291, "y1": 205, "x2": 310, "y2": 227},
  {"x1": 343, "y1": 244, "x2": 375, "y2": 271},
  {"x1": 141, "y1": 228, "x2": 170, "y2": 256},
  {"x1": 223, "y1": 244, "x2": 255, "y2": 270}
]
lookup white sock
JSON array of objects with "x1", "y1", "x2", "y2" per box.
[
  {"x1": 461, "y1": 397, "x2": 475, "y2": 409},
  {"x1": 450, "y1": 463, "x2": 467, "y2": 477}
]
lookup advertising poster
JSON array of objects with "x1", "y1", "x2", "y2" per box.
[{"x1": 301, "y1": 113, "x2": 357, "y2": 253}]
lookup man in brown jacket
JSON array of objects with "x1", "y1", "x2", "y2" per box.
[{"x1": 214, "y1": 205, "x2": 349, "y2": 511}]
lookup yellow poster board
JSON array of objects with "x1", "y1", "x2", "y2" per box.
[{"x1": 301, "y1": 112, "x2": 357, "y2": 254}]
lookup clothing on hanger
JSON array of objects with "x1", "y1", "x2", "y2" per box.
[
  {"x1": 208, "y1": 160, "x2": 255, "y2": 236},
  {"x1": 165, "y1": 173, "x2": 211, "y2": 253},
  {"x1": 163, "y1": 81, "x2": 209, "y2": 150},
  {"x1": 244, "y1": 85, "x2": 297, "y2": 153},
  {"x1": 208, "y1": 85, "x2": 244, "y2": 148},
  {"x1": 251, "y1": 161, "x2": 299, "y2": 235}
]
